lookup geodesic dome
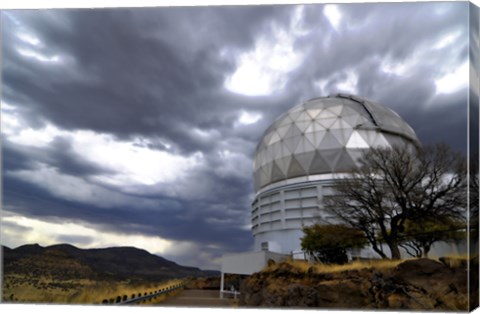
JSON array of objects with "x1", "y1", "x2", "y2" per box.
[{"x1": 253, "y1": 94, "x2": 420, "y2": 192}]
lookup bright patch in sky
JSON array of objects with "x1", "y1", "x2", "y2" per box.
[
  {"x1": 238, "y1": 110, "x2": 262, "y2": 125},
  {"x1": 18, "y1": 48, "x2": 60, "y2": 63},
  {"x1": 1, "y1": 213, "x2": 174, "y2": 256},
  {"x1": 435, "y1": 61, "x2": 468, "y2": 94},
  {"x1": 17, "y1": 32, "x2": 40, "y2": 46},
  {"x1": 433, "y1": 31, "x2": 461, "y2": 50},
  {"x1": 336, "y1": 69, "x2": 358, "y2": 94},
  {"x1": 2, "y1": 111, "x2": 202, "y2": 186},
  {"x1": 324, "y1": 4, "x2": 342, "y2": 31},
  {"x1": 224, "y1": 8, "x2": 305, "y2": 96}
]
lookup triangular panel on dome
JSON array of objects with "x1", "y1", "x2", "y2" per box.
[
  {"x1": 305, "y1": 123, "x2": 315, "y2": 134},
  {"x1": 302, "y1": 134, "x2": 316, "y2": 152},
  {"x1": 320, "y1": 148, "x2": 343, "y2": 172},
  {"x1": 326, "y1": 105, "x2": 343, "y2": 116},
  {"x1": 276, "y1": 124, "x2": 291, "y2": 139},
  {"x1": 287, "y1": 155, "x2": 306, "y2": 178},
  {"x1": 346, "y1": 130, "x2": 370, "y2": 149},
  {"x1": 355, "y1": 130, "x2": 375, "y2": 145},
  {"x1": 278, "y1": 117, "x2": 294, "y2": 129},
  {"x1": 306, "y1": 109, "x2": 322, "y2": 119},
  {"x1": 271, "y1": 142, "x2": 283, "y2": 159},
  {"x1": 280, "y1": 142, "x2": 293, "y2": 157},
  {"x1": 294, "y1": 119, "x2": 311, "y2": 132},
  {"x1": 284, "y1": 123, "x2": 302, "y2": 139},
  {"x1": 255, "y1": 151, "x2": 264, "y2": 168},
  {"x1": 294, "y1": 137, "x2": 306, "y2": 154},
  {"x1": 304, "y1": 132, "x2": 316, "y2": 147},
  {"x1": 351, "y1": 115, "x2": 373, "y2": 129},
  {"x1": 296, "y1": 111, "x2": 311, "y2": 122},
  {"x1": 271, "y1": 160, "x2": 286, "y2": 182},
  {"x1": 318, "y1": 109, "x2": 338, "y2": 119},
  {"x1": 263, "y1": 162, "x2": 273, "y2": 181},
  {"x1": 373, "y1": 133, "x2": 391, "y2": 148},
  {"x1": 268, "y1": 131, "x2": 281, "y2": 145},
  {"x1": 330, "y1": 128, "x2": 349, "y2": 146},
  {"x1": 313, "y1": 129, "x2": 327, "y2": 147},
  {"x1": 288, "y1": 110, "x2": 303, "y2": 122},
  {"x1": 319, "y1": 117, "x2": 337, "y2": 129},
  {"x1": 340, "y1": 105, "x2": 361, "y2": 117},
  {"x1": 335, "y1": 149, "x2": 357, "y2": 172},
  {"x1": 260, "y1": 167, "x2": 270, "y2": 187},
  {"x1": 309, "y1": 150, "x2": 331, "y2": 174},
  {"x1": 330, "y1": 118, "x2": 347, "y2": 130},
  {"x1": 283, "y1": 136, "x2": 300, "y2": 154},
  {"x1": 319, "y1": 131, "x2": 342, "y2": 150},
  {"x1": 277, "y1": 155, "x2": 292, "y2": 176},
  {"x1": 346, "y1": 149, "x2": 365, "y2": 166},
  {"x1": 296, "y1": 151, "x2": 316, "y2": 173}
]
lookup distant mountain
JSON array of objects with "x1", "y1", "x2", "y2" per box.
[{"x1": 2, "y1": 243, "x2": 219, "y2": 282}]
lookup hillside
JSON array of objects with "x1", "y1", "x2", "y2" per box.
[
  {"x1": 2, "y1": 243, "x2": 218, "y2": 282},
  {"x1": 239, "y1": 258, "x2": 474, "y2": 311}
]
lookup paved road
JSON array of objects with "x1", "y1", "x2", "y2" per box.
[{"x1": 160, "y1": 289, "x2": 234, "y2": 307}]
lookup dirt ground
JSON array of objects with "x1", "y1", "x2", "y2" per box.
[{"x1": 160, "y1": 289, "x2": 234, "y2": 307}]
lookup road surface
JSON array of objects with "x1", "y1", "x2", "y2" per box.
[{"x1": 160, "y1": 289, "x2": 234, "y2": 307}]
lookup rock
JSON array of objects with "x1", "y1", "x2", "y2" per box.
[
  {"x1": 439, "y1": 257, "x2": 468, "y2": 269},
  {"x1": 240, "y1": 258, "x2": 469, "y2": 310}
]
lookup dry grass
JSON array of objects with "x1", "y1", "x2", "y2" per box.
[
  {"x1": 2, "y1": 274, "x2": 184, "y2": 305},
  {"x1": 265, "y1": 257, "x2": 408, "y2": 274},
  {"x1": 266, "y1": 253, "x2": 471, "y2": 275}
]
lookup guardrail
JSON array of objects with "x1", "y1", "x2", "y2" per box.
[{"x1": 101, "y1": 281, "x2": 186, "y2": 305}]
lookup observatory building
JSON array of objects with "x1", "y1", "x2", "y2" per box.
[
  {"x1": 220, "y1": 94, "x2": 420, "y2": 297},
  {"x1": 251, "y1": 94, "x2": 420, "y2": 255}
]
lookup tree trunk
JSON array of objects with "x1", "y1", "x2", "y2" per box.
[
  {"x1": 422, "y1": 245, "x2": 431, "y2": 258},
  {"x1": 388, "y1": 242, "x2": 402, "y2": 259}
]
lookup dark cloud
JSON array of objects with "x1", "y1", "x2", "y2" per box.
[{"x1": 1, "y1": 2, "x2": 472, "y2": 269}]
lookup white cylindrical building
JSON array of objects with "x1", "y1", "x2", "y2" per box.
[{"x1": 251, "y1": 94, "x2": 420, "y2": 255}]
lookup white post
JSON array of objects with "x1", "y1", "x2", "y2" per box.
[{"x1": 219, "y1": 272, "x2": 225, "y2": 299}]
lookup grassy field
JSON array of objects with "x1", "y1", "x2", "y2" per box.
[{"x1": 2, "y1": 274, "x2": 184, "y2": 305}]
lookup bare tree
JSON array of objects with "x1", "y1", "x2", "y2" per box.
[{"x1": 325, "y1": 144, "x2": 467, "y2": 259}]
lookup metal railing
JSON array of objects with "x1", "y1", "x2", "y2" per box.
[{"x1": 101, "y1": 281, "x2": 186, "y2": 305}]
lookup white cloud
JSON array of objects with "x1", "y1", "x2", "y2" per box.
[
  {"x1": 237, "y1": 110, "x2": 262, "y2": 126},
  {"x1": 433, "y1": 30, "x2": 462, "y2": 50},
  {"x1": 336, "y1": 69, "x2": 358, "y2": 94},
  {"x1": 324, "y1": 4, "x2": 342, "y2": 31},
  {"x1": 3, "y1": 112, "x2": 203, "y2": 187},
  {"x1": 435, "y1": 61, "x2": 468, "y2": 94},
  {"x1": 17, "y1": 48, "x2": 60, "y2": 63},
  {"x1": 224, "y1": 8, "x2": 305, "y2": 96},
  {"x1": 17, "y1": 32, "x2": 40, "y2": 46}
]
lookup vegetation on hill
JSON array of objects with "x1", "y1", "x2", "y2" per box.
[
  {"x1": 1, "y1": 243, "x2": 218, "y2": 304},
  {"x1": 240, "y1": 257, "x2": 473, "y2": 310}
]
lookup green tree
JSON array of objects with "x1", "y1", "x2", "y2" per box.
[
  {"x1": 325, "y1": 144, "x2": 467, "y2": 259},
  {"x1": 398, "y1": 217, "x2": 465, "y2": 258},
  {"x1": 300, "y1": 224, "x2": 367, "y2": 264}
]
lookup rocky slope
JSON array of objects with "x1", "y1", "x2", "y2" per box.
[{"x1": 240, "y1": 258, "x2": 474, "y2": 311}]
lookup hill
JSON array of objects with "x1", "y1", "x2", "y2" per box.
[
  {"x1": 239, "y1": 258, "x2": 473, "y2": 311},
  {"x1": 2, "y1": 243, "x2": 218, "y2": 282}
]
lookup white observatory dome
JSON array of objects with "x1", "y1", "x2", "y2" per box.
[
  {"x1": 251, "y1": 94, "x2": 420, "y2": 255},
  {"x1": 253, "y1": 94, "x2": 420, "y2": 192}
]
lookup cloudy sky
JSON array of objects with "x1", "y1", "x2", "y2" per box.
[{"x1": 0, "y1": 1, "x2": 474, "y2": 270}]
